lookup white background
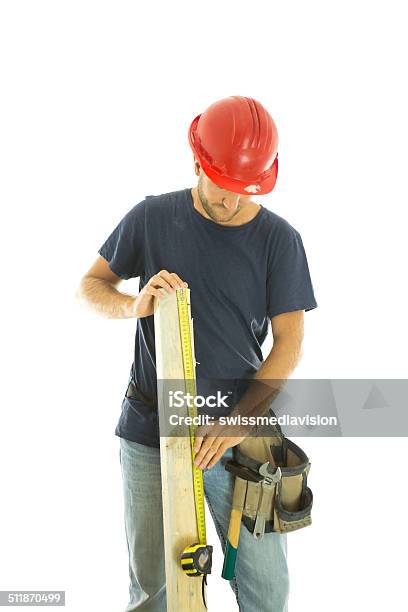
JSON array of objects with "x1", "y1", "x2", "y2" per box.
[{"x1": 1, "y1": 1, "x2": 407, "y2": 610}]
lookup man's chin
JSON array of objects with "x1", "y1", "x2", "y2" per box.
[{"x1": 207, "y1": 210, "x2": 236, "y2": 223}]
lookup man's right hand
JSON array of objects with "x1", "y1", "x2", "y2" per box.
[
  {"x1": 133, "y1": 270, "x2": 188, "y2": 318},
  {"x1": 78, "y1": 257, "x2": 188, "y2": 320}
]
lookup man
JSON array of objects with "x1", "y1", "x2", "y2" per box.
[{"x1": 78, "y1": 96, "x2": 318, "y2": 611}]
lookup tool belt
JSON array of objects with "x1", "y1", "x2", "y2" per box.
[{"x1": 226, "y1": 426, "x2": 313, "y2": 537}]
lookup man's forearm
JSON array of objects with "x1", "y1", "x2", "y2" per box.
[
  {"x1": 77, "y1": 276, "x2": 137, "y2": 319},
  {"x1": 230, "y1": 338, "x2": 302, "y2": 422}
]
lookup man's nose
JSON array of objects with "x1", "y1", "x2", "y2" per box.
[{"x1": 221, "y1": 195, "x2": 240, "y2": 210}]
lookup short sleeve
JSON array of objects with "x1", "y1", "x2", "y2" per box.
[
  {"x1": 266, "y1": 230, "x2": 318, "y2": 319},
  {"x1": 98, "y1": 199, "x2": 146, "y2": 280}
]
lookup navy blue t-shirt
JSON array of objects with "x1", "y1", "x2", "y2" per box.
[{"x1": 99, "y1": 187, "x2": 318, "y2": 447}]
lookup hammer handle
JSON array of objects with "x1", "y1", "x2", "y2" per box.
[{"x1": 222, "y1": 477, "x2": 247, "y2": 580}]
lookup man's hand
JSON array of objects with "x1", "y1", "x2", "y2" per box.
[
  {"x1": 134, "y1": 270, "x2": 188, "y2": 318},
  {"x1": 78, "y1": 256, "x2": 188, "y2": 319},
  {"x1": 193, "y1": 421, "x2": 249, "y2": 470}
]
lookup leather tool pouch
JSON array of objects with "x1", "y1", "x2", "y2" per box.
[{"x1": 228, "y1": 430, "x2": 313, "y2": 537}]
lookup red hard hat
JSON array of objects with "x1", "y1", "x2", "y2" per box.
[{"x1": 188, "y1": 96, "x2": 279, "y2": 195}]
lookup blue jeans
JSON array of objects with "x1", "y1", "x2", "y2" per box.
[{"x1": 119, "y1": 438, "x2": 289, "y2": 612}]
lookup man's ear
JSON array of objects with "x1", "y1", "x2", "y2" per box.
[{"x1": 194, "y1": 158, "x2": 201, "y2": 176}]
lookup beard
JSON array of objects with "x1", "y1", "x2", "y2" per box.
[{"x1": 197, "y1": 177, "x2": 241, "y2": 223}]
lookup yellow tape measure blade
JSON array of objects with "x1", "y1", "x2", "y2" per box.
[{"x1": 176, "y1": 289, "x2": 207, "y2": 548}]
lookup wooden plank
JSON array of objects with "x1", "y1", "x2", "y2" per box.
[{"x1": 154, "y1": 288, "x2": 207, "y2": 612}]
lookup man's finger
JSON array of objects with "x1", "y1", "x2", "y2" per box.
[
  {"x1": 194, "y1": 435, "x2": 217, "y2": 466},
  {"x1": 207, "y1": 443, "x2": 228, "y2": 469},
  {"x1": 193, "y1": 435, "x2": 204, "y2": 454},
  {"x1": 193, "y1": 424, "x2": 214, "y2": 453},
  {"x1": 196, "y1": 437, "x2": 223, "y2": 469}
]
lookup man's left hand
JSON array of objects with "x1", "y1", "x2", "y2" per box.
[{"x1": 193, "y1": 420, "x2": 249, "y2": 470}]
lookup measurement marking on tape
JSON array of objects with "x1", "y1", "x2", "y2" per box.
[{"x1": 176, "y1": 288, "x2": 207, "y2": 545}]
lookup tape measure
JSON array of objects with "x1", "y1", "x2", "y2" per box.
[
  {"x1": 177, "y1": 288, "x2": 213, "y2": 577},
  {"x1": 180, "y1": 542, "x2": 213, "y2": 577}
]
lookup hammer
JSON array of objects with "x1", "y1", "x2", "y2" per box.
[{"x1": 222, "y1": 462, "x2": 263, "y2": 580}]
